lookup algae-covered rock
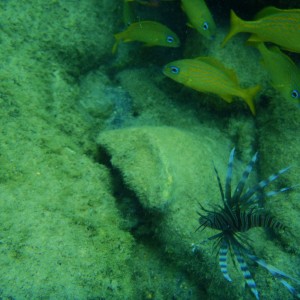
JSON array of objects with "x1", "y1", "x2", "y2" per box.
[
  {"x1": 0, "y1": 0, "x2": 118, "y2": 72},
  {"x1": 257, "y1": 90, "x2": 300, "y2": 253},
  {"x1": 79, "y1": 69, "x2": 134, "y2": 131},
  {"x1": 97, "y1": 125, "x2": 232, "y2": 211},
  {"x1": 0, "y1": 122, "x2": 136, "y2": 299}
]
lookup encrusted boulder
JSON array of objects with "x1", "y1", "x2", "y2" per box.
[{"x1": 97, "y1": 125, "x2": 232, "y2": 211}]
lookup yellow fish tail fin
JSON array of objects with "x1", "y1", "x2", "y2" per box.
[
  {"x1": 222, "y1": 10, "x2": 244, "y2": 47},
  {"x1": 243, "y1": 85, "x2": 261, "y2": 115}
]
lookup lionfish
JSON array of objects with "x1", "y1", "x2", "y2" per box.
[{"x1": 197, "y1": 148, "x2": 300, "y2": 299}]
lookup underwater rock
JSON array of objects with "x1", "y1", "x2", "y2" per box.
[
  {"x1": 0, "y1": 113, "x2": 137, "y2": 299},
  {"x1": 0, "y1": 1, "x2": 118, "y2": 72},
  {"x1": 97, "y1": 125, "x2": 231, "y2": 211},
  {"x1": 79, "y1": 70, "x2": 133, "y2": 130},
  {"x1": 257, "y1": 89, "x2": 300, "y2": 253}
]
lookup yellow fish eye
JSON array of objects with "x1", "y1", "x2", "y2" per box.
[
  {"x1": 166, "y1": 35, "x2": 174, "y2": 44},
  {"x1": 291, "y1": 89, "x2": 299, "y2": 99},
  {"x1": 170, "y1": 66, "x2": 180, "y2": 74},
  {"x1": 203, "y1": 22, "x2": 209, "y2": 31}
]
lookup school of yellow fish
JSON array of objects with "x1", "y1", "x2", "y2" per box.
[{"x1": 114, "y1": 0, "x2": 300, "y2": 115}]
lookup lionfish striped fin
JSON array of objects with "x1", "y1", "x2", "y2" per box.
[
  {"x1": 264, "y1": 184, "x2": 299, "y2": 200},
  {"x1": 232, "y1": 152, "x2": 258, "y2": 205},
  {"x1": 225, "y1": 148, "x2": 235, "y2": 204},
  {"x1": 244, "y1": 186, "x2": 294, "y2": 207},
  {"x1": 213, "y1": 163, "x2": 225, "y2": 205},
  {"x1": 219, "y1": 240, "x2": 232, "y2": 282},
  {"x1": 245, "y1": 184, "x2": 297, "y2": 213},
  {"x1": 278, "y1": 279, "x2": 300, "y2": 299},
  {"x1": 240, "y1": 166, "x2": 291, "y2": 204},
  {"x1": 233, "y1": 246, "x2": 259, "y2": 300},
  {"x1": 246, "y1": 252, "x2": 300, "y2": 298}
]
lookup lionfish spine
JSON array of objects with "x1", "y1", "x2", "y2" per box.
[
  {"x1": 225, "y1": 148, "x2": 235, "y2": 203},
  {"x1": 264, "y1": 186, "x2": 293, "y2": 198},
  {"x1": 246, "y1": 252, "x2": 300, "y2": 298},
  {"x1": 240, "y1": 166, "x2": 290, "y2": 203},
  {"x1": 232, "y1": 152, "x2": 258, "y2": 204},
  {"x1": 219, "y1": 241, "x2": 232, "y2": 282},
  {"x1": 213, "y1": 164, "x2": 225, "y2": 204},
  {"x1": 233, "y1": 246, "x2": 259, "y2": 300}
]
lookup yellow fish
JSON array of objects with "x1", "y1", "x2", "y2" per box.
[
  {"x1": 222, "y1": 7, "x2": 300, "y2": 53},
  {"x1": 256, "y1": 43, "x2": 300, "y2": 103},
  {"x1": 112, "y1": 21, "x2": 180, "y2": 53},
  {"x1": 181, "y1": 0, "x2": 216, "y2": 39},
  {"x1": 163, "y1": 57, "x2": 260, "y2": 114}
]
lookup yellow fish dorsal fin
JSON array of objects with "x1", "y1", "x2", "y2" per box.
[
  {"x1": 254, "y1": 6, "x2": 282, "y2": 20},
  {"x1": 254, "y1": 6, "x2": 300, "y2": 20},
  {"x1": 195, "y1": 57, "x2": 239, "y2": 84}
]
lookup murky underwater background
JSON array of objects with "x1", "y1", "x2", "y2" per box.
[{"x1": 0, "y1": 0, "x2": 299, "y2": 299}]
